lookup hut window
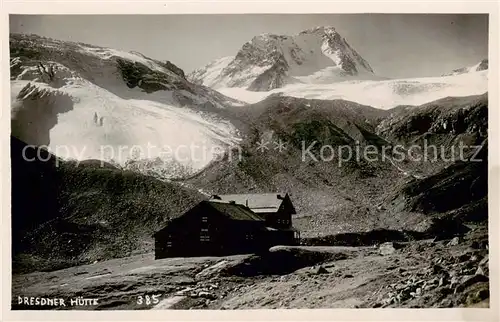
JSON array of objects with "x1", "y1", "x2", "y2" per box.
[
  {"x1": 202, "y1": 216, "x2": 208, "y2": 222},
  {"x1": 167, "y1": 241, "x2": 172, "y2": 247},
  {"x1": 245, "y1": 234, "x2": 254, "y2": 240},
  {"x1": 200, "y1": 227, "x2": 210, "y2": 242}
]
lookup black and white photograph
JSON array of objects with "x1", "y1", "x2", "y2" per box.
[{"x1": 5, "y1": 9, "x2": 494, "y2": 313}]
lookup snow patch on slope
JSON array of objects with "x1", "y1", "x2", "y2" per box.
[
  {"x1": 189, "y1": 56, "x2": 234, "y2": 87},
  {"x1": 81, "y1": 46, "x2": 171, "y2": 75},
  {"x1": 215, "y1": 64, "x2": 274, "y2": 89}
]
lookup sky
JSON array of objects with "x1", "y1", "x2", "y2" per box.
[{"x1": 10, "y1": 14, "x2": 488, "y2": 78}]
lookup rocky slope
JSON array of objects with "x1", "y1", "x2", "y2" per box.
[
  {"x1": 189, "y1": 26, "x2": 378, "y2": 91},
  {"x1": 392, "y1": 139, "x2": 487, "y2": 219},
  {"x1": 11, "y1": 136, "x2": 205, "y2": 273},
  {"x1": 185, "y1": 93, "x2": 488, "y2": 238},
  {"x1": 376, "y1": 93, "x2": 488, "y2": 176}
]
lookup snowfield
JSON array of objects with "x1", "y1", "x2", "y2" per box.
[
  {"x1": 11, "y1": 78, "x2": 240, "y2": 175},
  {"x1": 217, "y1": 70, "x2": 488, "y2": 109},
  {"x1": 10, "y1": 33, "x2": 243, "y2": 178}
]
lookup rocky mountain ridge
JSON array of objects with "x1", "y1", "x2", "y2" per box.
[
  {"x1": 189, "y1": 26, "x2": 377, "y2": 91},
  {"x1": 442, "y1": 59, "x2": 488, "y2": 76}
]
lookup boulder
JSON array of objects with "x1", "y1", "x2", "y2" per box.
[
  {"x1": 455, "y1": 274, "x2": 489, "y2": 293},
  {"x1": 424, "y1": 284, "x2": 435, "y2": 291},
  {"x1": 427, "y1": 277, "x2": 438, "y2": 285},
  {"x1": 429, "y1": 264, "x2": 444, "y2": 274},
  {"x1": 440, "y1": 299, "x2": 453, "y2": 308},
  {"x1": 479, "y1": 256, "x2": 489, "y2": 266},
  {"x1": 195, "y1": 260, "x2": 230, "y2": 279},
  {"x1": 447, "y1": 237, "x2": 461, "y2": 246},
  {"x1": 478, "y1": 258, "x2": 489, "y2": 275},
  {"x1": 470, "y1": 239, "x2": 488, "y2": 250},
  {"x1": 311, "y1": 265, "x2": 329, "y2": 275},
  {"x1": 175, "y1": 287, "x2": 194, "y2": 296},
  {"x1": 379, "y1": 242, "x2": 397, "y2": 255},
  {"x1": 469, "y1": 254, "x2": 481, "y2": 262},
  {"x1": 198, "y1": 291, "x2": 217, "y2": 300},
  {"x1": 456, "y1": 252, "x2": 471, "y2": 262}
]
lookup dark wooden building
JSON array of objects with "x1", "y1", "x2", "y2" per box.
[
  {"x1": 210, "y1": 193, "x2": 299, "y2": 246},
  {"x1": 154, "y1": 193, "x2": 299, "y2": 259}
]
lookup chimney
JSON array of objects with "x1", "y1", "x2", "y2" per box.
[
  {"x1": 246, "y1": 200, "x2": 248, "y2": 207},
  {"x1": 277, "y1": 194, "x2": 284, "y2": 200},
  {"x1": 229, "y1": 200, "x2": 236, "y2": 205},
  {"x1": 211, "y1": 194, "x2": 222, "y2": 200}
]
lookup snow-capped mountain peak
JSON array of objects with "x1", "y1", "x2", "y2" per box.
[{"x1": 188, "y1": 26, "x2": 378, "y2": 91}]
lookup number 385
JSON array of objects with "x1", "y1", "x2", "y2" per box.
[{"x1": 137, "y1": 294, "x2": 161, "y2": 305}]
